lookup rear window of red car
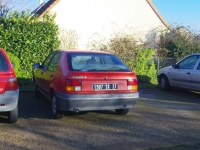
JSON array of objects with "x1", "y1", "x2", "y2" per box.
[
  {"x1": 0, "y1": 52, "x2": 8, "y2": 71},
  {"x1": 67, "y1": 52, "x2": 130, "y2": 72}
]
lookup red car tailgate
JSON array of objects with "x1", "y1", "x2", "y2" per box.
[
  {"x1": 0, "y1": 48, "x2": 17, "y2": 94},
  {"x1": 82, "y1": 79, "x2": 127, "y2": 91},
  {"x1": 67, "y1": 72, "x2": 137, "y2": 93}
]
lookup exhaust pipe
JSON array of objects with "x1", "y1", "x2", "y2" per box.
[{"x1": 74, "y1": 109, "x2": 80, "y2": 114}]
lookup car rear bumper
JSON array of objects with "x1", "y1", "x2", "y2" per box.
[
  {"x1": 0, "y1": 90, "x2": 19, "y2": 112},
  {"x1": 55, "y1": 92, "x2": 139, "y2": 112}
]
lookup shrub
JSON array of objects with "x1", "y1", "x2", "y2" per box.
[
  {"x1": 158, "y1": 26, "x2": 200, "y2": 61},
  {"x1": 58, "y1": 28, "x2": 79, "y2": 49},
  {"x1": 129, "y1": 47, "x2": 156, "y2": 83},
  {"x1": 6, "y1": 51, "x2": 20, "y2": 76},
  {"x1": 0, "y1": 12, "x2": 60, "y2": 85},
  {"x1": 88, "y1": 30, "x2": 157, "y2": 83},
  {"x1": 88, "y1": 31, "x2": 137, "y2": 65}
]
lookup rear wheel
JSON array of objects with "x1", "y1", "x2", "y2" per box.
[
  {"x1": 8, "y1": 106, "x2": 18, "y2": 123},
  {"x1": 115, "y1": 109, "x2": 129, "y2": 115},
  {"x1": 160, "y1": 75, "x2": 170, "y2": 91},
  {"x1": 51, "y1": 95, "x2": 64, "y2": 119}
]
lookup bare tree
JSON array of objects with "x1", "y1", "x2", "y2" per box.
[
  {"x1": 59, "y1": 28, "x2": 79, "y2": 50},
  {"x1": 0, "y1": 0, "x2": 37, "y2": 15},
  {"x1": 0, "y1": 0, "x2": 11, "y2": 16}
]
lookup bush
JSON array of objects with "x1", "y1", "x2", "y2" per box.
[
  {"x1": 58, "y1": 28, "x2": 79, "y2": 49},
  {"x1": 128, "y1": 47, "x2": 156, "y2": 83},
  {"x1": 6, "y1": 51, "x2": 20, "y2": 76},
  {"x1": 88, "y1": 31, "x2": 157, "y2": 83},
  {"x1": 158, "y1": 26, "x2": 200, "y2": 61},
  {"x1": 0, "y1": 12, "x2": 60, "y2": 85},
  {"x1": 88, "y1": 31, "x2": 137, "y2": 65}
]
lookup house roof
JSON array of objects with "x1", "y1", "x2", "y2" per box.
[
  {"x1": 31, "y1": 2, "x2": 46, "y2": 15},
  {"x1": 34, "y1": 0, "x2": 60, "y2": 19},
  {"x1": 33, "y1": 0, "x2": 172, "y2": 30},
  {"x1": 146, "y1": 0, "x2": 172, "y2": 30}
]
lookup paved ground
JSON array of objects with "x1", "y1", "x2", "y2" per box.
[{"x1": 0, "y1": 88, "x2": 200, "y2": 150}]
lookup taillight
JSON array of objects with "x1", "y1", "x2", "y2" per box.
[
  {"x1": 65, "y1": 79, "x2": 82, "y2": 91},
  {"x1": 127, "y1": 79, "x2": 138, "y2": 92},
  {"x1": 5, "y1": 78, "x2": 18, "y2": 91}
]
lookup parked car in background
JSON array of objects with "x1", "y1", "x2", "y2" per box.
[
  {"x1": 33, "y1": 50, "x2": 139, "y2": 119},
  {"x1": 158, "y1": 53, "x2": 200, "y2": 91},
  {"x1": 0, "y1": 48, "x2": 18, "y2": 123}
]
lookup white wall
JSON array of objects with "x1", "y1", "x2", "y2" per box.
[{"x1": 50, "y1": 0, "x2": 167, "y2": 49}]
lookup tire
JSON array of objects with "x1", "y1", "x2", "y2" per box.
[
  {"x1": 115, "y1": 109, "x2": 129, "y2": 115},
  {"x1": 160, "y1": 75, "x2": 170, "y2": 91},
  {"x1": 8, "y1": 106, "x2": 18, "y2": 123},
  {"x1": 34, "y1": 84, "x2": 41, "y2": 97},
  {"x1": 51, "y1": 95, "x2": 64, "y2": 119}
]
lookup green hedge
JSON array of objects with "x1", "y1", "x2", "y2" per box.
[
  {"x1": 0, "y1": 12, "x2": 60, "y2": 85},
  {"x1": 128, "y1": 47, "x2": 157, "y2": 83}
]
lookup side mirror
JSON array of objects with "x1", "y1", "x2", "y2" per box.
[
  {"x1": 11, "y1": 62, "x2": 15, "y2": 67},
  {"x1": 172, "y1": 64, "x2": 179, "y2": 69},
  {"x1": 33, "y1": 63, "x2": 41, "y2": 68}
]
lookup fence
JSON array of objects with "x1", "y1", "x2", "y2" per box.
[{"x1": 153, "y1": 57, "x2": 177, "y2": 72}]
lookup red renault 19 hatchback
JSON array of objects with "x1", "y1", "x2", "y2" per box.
[
  {"x1": 0, "y1": 48, "x2": 19, "y2": 123},
  {"x1": 33, "y1": 50, "x2": 139, "y2": 119}
]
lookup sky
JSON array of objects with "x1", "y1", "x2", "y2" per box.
[
  {"x1": 22, "y1": 0, "x2": 200, "y2": 34},
  {"x1": 153, "y1": 0, "x2": 200, "y2": 34}
]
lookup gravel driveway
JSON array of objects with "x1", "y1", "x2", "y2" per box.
[{"x1": 0, "y1": 88, "x2": 200, "y2": 150}]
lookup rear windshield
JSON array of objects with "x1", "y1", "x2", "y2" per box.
[
  {"x1": 67, "y1": 52, "x2": 130, "y2": 72},
  {"x1": 0, "y1": 52, "x2": 8, "y2": 71}
]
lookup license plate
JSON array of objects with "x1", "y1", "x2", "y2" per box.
[{"x1": 92, "y1": 84, "x2": 118, "y2": 90}]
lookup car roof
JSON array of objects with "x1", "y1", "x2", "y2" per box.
[
  {"x1": 0, "y1": 48, "x2": 8, "y2": 56},
  {"x1": 54, "y1": 49, "x2": 111, "y2": 54},
  {"x1": 0, "y1": 48, "x2": 5, "y2": 52}
]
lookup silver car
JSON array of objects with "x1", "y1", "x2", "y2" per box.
[{"x1": 157, "y1": 53, "x2": 200, "y2": 91}]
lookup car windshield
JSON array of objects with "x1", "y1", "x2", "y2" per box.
[
  {"x1": 0, "y1": 52, "x2": 8, "y2": 71},
  {"x1": 67, "y1": 52, "x2": 130, "y2": 72}
]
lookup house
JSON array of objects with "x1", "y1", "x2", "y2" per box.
[
  {"x1": 174, "y1": 26, "x2": 200, "y2": 43},
  {"x1": 195, "y1": 34, "x2": 200, "y2": 41},
  {"x1": 33, "y1": 0, "x2": 171, "y2": 49}
]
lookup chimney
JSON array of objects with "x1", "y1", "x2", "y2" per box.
[{"x1": 40, "y1": 0, "x2": 44, "y2": 4}]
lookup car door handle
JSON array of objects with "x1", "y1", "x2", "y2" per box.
[
  {"x1": 186, "y1": 72, "x2": 190, "y2": 75},
  {"x1": 50, "y1": 74, "x2": 53, "y2": 78}
]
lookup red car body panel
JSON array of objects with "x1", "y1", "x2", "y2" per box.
[
  {"x1": 0, "y1": 48, "x2": 18, "y2": 93},
  {"x1": 33, "y1": 50, "x2": 139, "y2": 114},
  {"x1": 0, "y1": 48, "x2": 19, "y2": 123}
]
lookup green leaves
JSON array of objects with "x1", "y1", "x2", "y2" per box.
[
  {"x1": 131, "y1": 47, "x2": 156, "y2": 83},
  {"x1": 160, "y1": 26, "x2": 200, "y2": 61},
  {"x1": 0, "y1": 11, "x2": 59, "y2": 85},
  {"x1": 88, "y1": 31, "x2": 157, "y2": 83}
]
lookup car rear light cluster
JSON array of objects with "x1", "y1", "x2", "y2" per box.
[
  {"x1": 6, "y1": 78, "x2": 18, "y2": 91},
  {"x1": 127, "y1": 79, "x2": 138, "y2": 92},
  {"x1": 65, "y1": 79, "x2": 82, "y2": 92}
]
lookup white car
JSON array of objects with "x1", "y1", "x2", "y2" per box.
[{"x1": 157, "y1": 53, "x2": 200, "y2": 91}]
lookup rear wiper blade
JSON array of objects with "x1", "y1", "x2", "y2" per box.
[{"x1": 89, "y1": 68, "x2": 102, "y2": 71}]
